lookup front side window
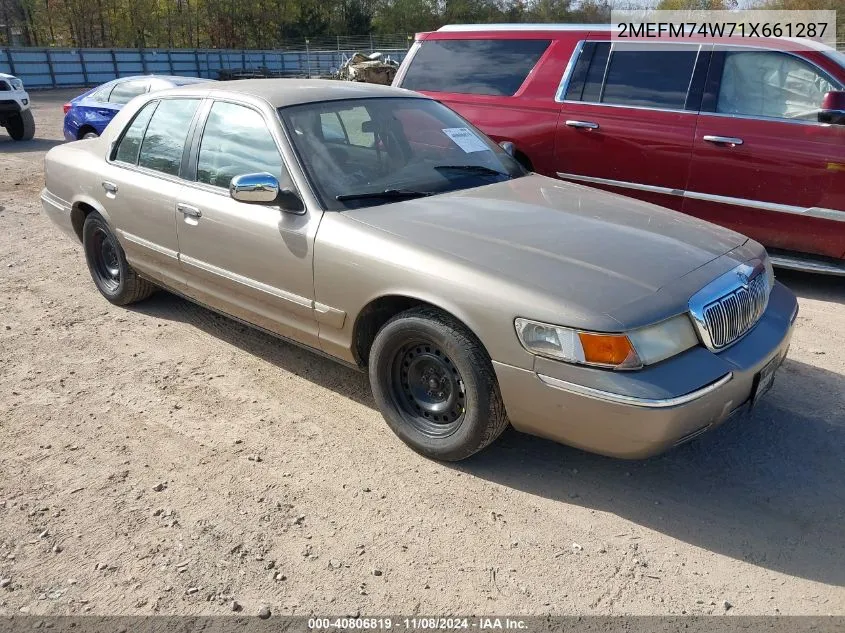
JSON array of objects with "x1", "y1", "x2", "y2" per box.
[
  {"x1": 716, "y1": 50, "x2": 838, "y2": 121},
  {"x1": 196, "y1": 101, "x2": 284, "y2": 189},
  {"x1": 114, "y1": 100, "x2": 158, "y2": 164},
  {"x1": 565, "y1": 43, "x2": 698, "y2": 110},
  {"x1": 401, "y1": 39, "x2": 551, "y2": 97},
  {"x1": 109, "y1": 79, "x2": 149, "y2": 105},
  {"x1": 279, "y1": 97, "x2": 526, "y2": 210},
  {"x1": 137, "y1": 98, "x2": 200, "y2": 176}
]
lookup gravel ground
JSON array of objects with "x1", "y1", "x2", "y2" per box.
[{"x1": 0, "y1": 89, "x2": 844, "y2": 618}]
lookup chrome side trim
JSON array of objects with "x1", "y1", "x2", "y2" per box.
[
  {"x1": 537, "y1": 372, "x2": 733, "y2": 409},
  {"x1": 555, "y1": 172, "x2": 845, "y2": 222},
  {"x1": 683, "y1": 191, "x2": 845, "y2": 223},
  {"x1": 39, "y1": 190, "x2": 70, "y2": 212},
  {"x1": 117, "y1": 229, "x2": 178, "y2": 260},
  {"x1": 770, "y1": 254, "x2": 845, "y2": 277},
  {"x1": 556, "y1": 172, "x2": 684, "y2": 197},
  {"x1": 180, "y1": 254, "x2": 312, "y2": 308}
]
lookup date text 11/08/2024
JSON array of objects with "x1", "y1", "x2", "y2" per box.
[{"x1": 307, "y1": 617, "x2": 529, "y2": 630}]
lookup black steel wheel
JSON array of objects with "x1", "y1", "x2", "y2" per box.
[
  {"x1": 369, "y1": 307, "x2": 509, "y2": 461},
  {"x1": 82, "y1": 211, "x2": 156, "y2": 305},
  {"x1": 391, "y1": 338, "x2": 466, "y2": 438},
  {"x1": 89, "y1": 225, "x2": 122, "y2": 293}
]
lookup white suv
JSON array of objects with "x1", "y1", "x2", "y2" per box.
[{"x1": 0, "y1": 72, "x2": 34, "y2": 141}]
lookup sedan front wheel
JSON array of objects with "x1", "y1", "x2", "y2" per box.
[{"x1": 369, "y1": 307, "x2": 509, "y2": 461}]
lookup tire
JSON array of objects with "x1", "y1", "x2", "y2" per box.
[
  {"x1": 6, "y1": 109, "x2": 35, "y2": 141},
  {"x1": 82, "y1": 212, "x2": 155, "y2": 305},
  {"x1": 81, "y1": 130, "x2": 99, "y2": 139},
  {"x1": 369, "y1": 307, "x2": 509, "y2": 461}
]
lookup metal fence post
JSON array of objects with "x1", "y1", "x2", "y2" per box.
[
  {"x1": 45, "y1": 49, "x2": 57, "y2": 88},
  {"x1": 305, "y1": 39, "x2": 311, "y2": 77},
  {"x1": 6, "y1": 47, "x2": 17, "y2": 76}
]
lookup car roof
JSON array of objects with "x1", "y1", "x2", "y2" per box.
[{"x1": 158, "y1": 78, "x2": 427, "y2": 108}]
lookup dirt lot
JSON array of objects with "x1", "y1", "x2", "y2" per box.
[{"x1": 0, "y1": 89, "x2": 844, "y2": 618}]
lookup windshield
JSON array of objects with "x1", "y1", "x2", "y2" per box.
[
  {"x1": 825, "y1": 49, "x2": 845, "y2": 71},
  {"x1": 278, "y1": 97, "x2": 526, "y2": 210}
]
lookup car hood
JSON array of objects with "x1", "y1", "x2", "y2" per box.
[{"x1": 343, "y1": 174, "x2": 748, "y2": 322}]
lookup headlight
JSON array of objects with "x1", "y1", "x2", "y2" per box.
[
  {"x1": 515, "y1": 314, "x2": 698, "y2": 370},
  {"x1": 10, "y1": 79, "x2": 23, "y2": 91}
]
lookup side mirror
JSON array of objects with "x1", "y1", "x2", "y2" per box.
[
  {"x1": 818, "y1": 90, "x2": 845, "y2": 125},
  {"x1": 230, "y1": 173, "x2": 305, "y2": 214},
  {"x1": 498, "y1": 140, "x2": 515, "y2": 157},
  {"x1": 230, "y1": 172, "x2": 280, "y2": 203}
]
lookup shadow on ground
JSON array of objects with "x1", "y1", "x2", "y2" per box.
[
  {"x1": 132, "y1": 289, "x2": 845, "y2": 587},
  {"x1": 777, "y1": 268, "x2": 845, "y2": 306},
  {"x1": 0, "y1": 137, "x2": 64, "y2": 153}
]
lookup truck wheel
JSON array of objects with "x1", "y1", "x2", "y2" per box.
[
  {"x1": 7, "y1": 109, "x2": 35, "y2": 141},
  {"x1": 369, "y1": 307, "x2": 509, "y2": 461},
  {"x1": 82, "y1": 212, "x2": 155, "y2": 305}
]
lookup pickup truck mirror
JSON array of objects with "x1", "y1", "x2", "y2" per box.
[{"x1": 818, "y1": 90, "x2": 845, "y2": 125}]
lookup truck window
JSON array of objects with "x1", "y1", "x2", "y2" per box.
[{"x1": 401, "y1": 39, "x2": 551, "y2": 97}]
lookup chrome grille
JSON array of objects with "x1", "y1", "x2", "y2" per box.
[{"x1": 701, "y1": 272, "x2": 768, "y2": 349}]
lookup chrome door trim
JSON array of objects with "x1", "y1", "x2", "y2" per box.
[
  {"x1": 554, "y1": 39, "x2": 585, "y2": 103},
  {"x1": 556, "y1": 172, "x2": 684, "y2": 197},
  {"x1": 555, "y1": 172, "x2": 845, "y2": 222},
  {"x1": 537, "y1": 372, "x2": 733, "y2": 409},
  {"x1": 116, "y1": 229, "x2": 178, "y2": 260},
  {"x1": 180, "y1": 253, "x2": 312, "y2": 308}
]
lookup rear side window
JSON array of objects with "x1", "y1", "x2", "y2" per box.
[
  {"x1": 196, "y1": 101, "x2": 283, "y2": 188},
  {"x1": 138, "y1": 98, "x2": 200, "y2": 176},
  {"x1": 565, "y1": 43, "x2": 699, "y2": 110},
  {"x1": 401, "y1": 39, "x2": 551, "y2": 96},
  {"x1": 114, "y1": 100, "x2": 158, "y2": 164},
  {"x1": 716, "y1": 50, "x2": 838, "y2": 121},
  {"x1": 109, "y1": 79, "x2": 149, "y2": 105}
]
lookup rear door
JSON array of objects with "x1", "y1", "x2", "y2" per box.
[
  {"x1": 176, "y1": 99, "x2": 321, "y2": 347},
  {"x1": 106, "y1": 97, "x2": 202, "y2": 291},
  {"x1": 555, "y1": 40, "x2": 709, "y2": 211},
  {"x1": 684, "y1": 47, "x2": 845, "y2": 259}
]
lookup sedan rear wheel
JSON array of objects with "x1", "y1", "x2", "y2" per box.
[
  {"x1": 82, "y1": 212, "x2": 155, "y2": 305},
  {"x1": 369, "y1": 307, "x2": 509, "y2": 461},
  {"x1": 82, "y1": 130, "x2": 99, "y2": 139}
]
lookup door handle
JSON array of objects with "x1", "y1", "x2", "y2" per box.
[
  {"x1": 177, "y1": 203, "x2": 202, "y2": 218},
  {"x1": 566, "y1": 120, "x2": 600, "y2": 130},
  {"x1": 102, "y1": 181, "x2": 118, "y2": 193},
  {"x1": 703, "y1": 135, "x2": 744, "y2": 146}
]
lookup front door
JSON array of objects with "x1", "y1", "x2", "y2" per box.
[
  {"x1": 555, "y1": 41, "x2": 709, "y2": 211},
  {"x1": 684, "y1": 48, "x2": 845, "y2": 259},
  {"x1": 175, "y1": 99, "x2": 322, "y2": 347}
]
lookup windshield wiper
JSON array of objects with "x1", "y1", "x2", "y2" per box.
[
  {"x1": 434, "y1": 165, "x2": 510, "y2": 178},
  {"x1": 336, "y1": 189, "x2": 434, "y2": 202}
]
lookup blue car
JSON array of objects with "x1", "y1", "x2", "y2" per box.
[{"x1": 63, "y1": 75, "x2": 213, "y2": 141}]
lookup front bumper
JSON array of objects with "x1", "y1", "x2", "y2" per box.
[{"x1": 494, "y1": 281, "x2": 797, "y2": 458}]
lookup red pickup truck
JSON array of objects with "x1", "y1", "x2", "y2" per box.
[{"x1": 393, "y1": 25, "x2": 845, "y2": 275}]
